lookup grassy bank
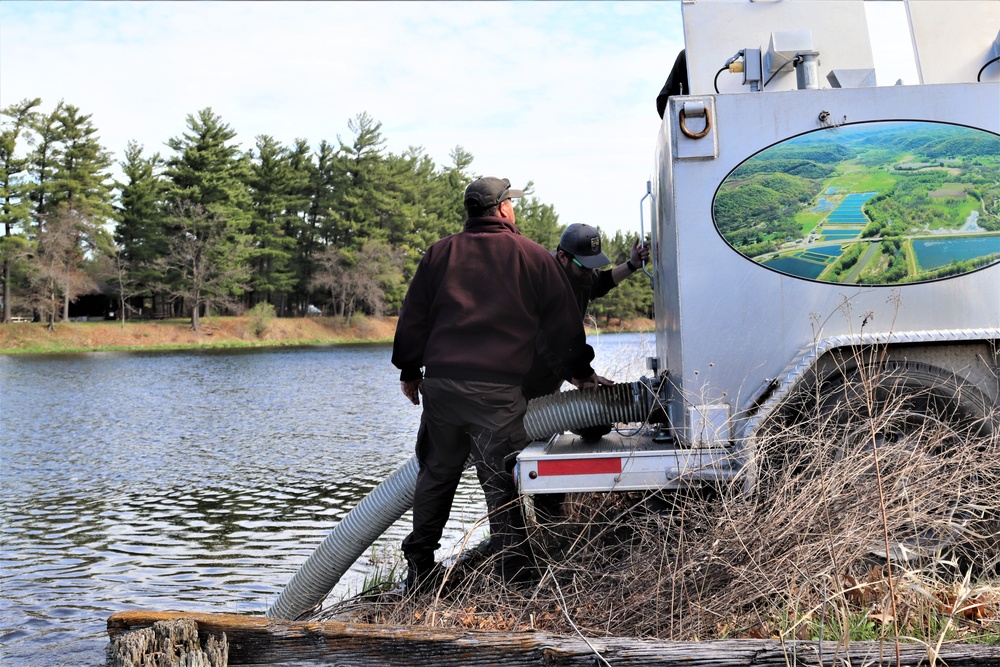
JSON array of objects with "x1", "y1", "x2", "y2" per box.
[
  {"x1": 0, "y1": 316, "x2": 654, "y2": 355},
  {"x1": 0, "y1": 315, "x2": 400, "y2": 355}
]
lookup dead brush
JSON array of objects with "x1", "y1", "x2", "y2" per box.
[{"x1": 323, "y1": 372, "x2": 1000, "y2": 646}]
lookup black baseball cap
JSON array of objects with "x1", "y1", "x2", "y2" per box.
[
  {"x1": 464, "y1": 177, "x2": 525, "y2": 212},
  {"x1": 559, "y1": 223, "x2": 610, "y2": 269}
]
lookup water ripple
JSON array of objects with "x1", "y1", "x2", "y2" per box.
[{"x1": 0, "y1": 334, "x2": 650, "y2": 664}]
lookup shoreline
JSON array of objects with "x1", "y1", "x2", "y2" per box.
[{"x1": 0, "y1": 315, "x2": 654, "y2": 355}]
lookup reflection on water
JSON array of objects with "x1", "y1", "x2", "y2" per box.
[{"x1": 0, "y1": 333, "x2": 651, "y2": 665}]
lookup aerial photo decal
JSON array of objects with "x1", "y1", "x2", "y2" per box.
[{"x1": 713, "y1": 121, "x2": 1000, "y2": 285}]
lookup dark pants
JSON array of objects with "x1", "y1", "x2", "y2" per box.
[{"x1": 402, "y1": 378, "x2": 532, "y2": 579}]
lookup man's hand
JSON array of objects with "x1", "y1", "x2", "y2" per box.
[
  {"x1": 570, "y1": 373, "x2": 614, "y2": 390},
  {"x1": 401, "y1": 379, "x2": 422, "y2": 405},
  {"x1": 631, "y1": 238, "x2": 650, "y2": 267}
]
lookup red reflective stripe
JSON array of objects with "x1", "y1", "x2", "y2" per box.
[{"x1": 537, "y1": 458, "x2": 622, "y2": 476}]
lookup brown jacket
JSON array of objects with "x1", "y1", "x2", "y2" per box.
[{"x1": 392, "y1": 216, "x2": 595, "y2": 385}]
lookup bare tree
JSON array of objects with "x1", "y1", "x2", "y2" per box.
[
  {"x1": 347, "y1": 239, "x2": 404, "y2": 321},
  {"x1": 310, "y1": 239, "x2": 403, "y2": 324},
  {"x1": 153, "y1": 201, "x2": 250, "y2": 332},
  {"x1": 310, "y1": 245, "x2": 349, "y2": 317},
  {"x1": 28, "y1": 204, "x2": 99, "y2": 329},
  {"x1": 91, "y1": 248, "x2": 135, "y2": 327}
]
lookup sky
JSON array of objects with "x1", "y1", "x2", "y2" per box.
[{"x1": 0, "y1": 1, "x2": 918, "y2": 239}]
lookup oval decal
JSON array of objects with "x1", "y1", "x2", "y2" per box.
[{"x1": 712, "y1": 120, "x2": 1000, "y2": 285}]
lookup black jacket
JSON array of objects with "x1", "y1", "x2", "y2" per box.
[
  {"x1": 392, "y1": 216, "x2": 595, "y2": 386},
  {"x1": 521, "y1": 257, "x2": 615, "y2": 400}
]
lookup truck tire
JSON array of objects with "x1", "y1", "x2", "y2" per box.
[{"x1": 761, "y1": 359, "x2": 998, "y2": 563}]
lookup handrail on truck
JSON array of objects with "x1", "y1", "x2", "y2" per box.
[{"x1": 639, "y1": 180, "x2": 654, "y2": 279}]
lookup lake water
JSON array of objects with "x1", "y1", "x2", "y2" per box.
[
  {"x1": 912, "y1": 235, "x2": 1000, "y2": 270},
  {"x1": 0, "y1": 332, "x2": 652, "y2": 666},
  {"x1": 824, "y1": 191, "x2": 876, "y2": 224},
  {"x1": 760, "y1": 255, "x2": 828, "y2": 279}
]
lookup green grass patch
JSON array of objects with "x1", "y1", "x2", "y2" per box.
[
  {"x1": 795, "y1": 208, "x2": 826, "y2": 234},
  {"x1": 826, "y1": 168, "x2": 896, "y2": 193}
]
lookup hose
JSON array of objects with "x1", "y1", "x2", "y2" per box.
[
  {"x1": 267, "y1": 455, "x2": 421, "y2": 620},
  {"x1": 523, "y1": 381, "x2": 649, "y2": 439},
  {"x1": 266, "y1": 381, "x2": 650, "y2": 620}
]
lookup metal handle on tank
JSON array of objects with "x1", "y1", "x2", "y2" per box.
[
  {"x1": 678, "y1": 104, "x2": 712, "y2": 139},
  {"x1": 639, "y1": 181, "x2": 654, "y2": 279}
]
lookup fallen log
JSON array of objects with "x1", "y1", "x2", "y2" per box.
[
  {"x1": 108, "y1": 610, "x2": 1000, "y2": 667},
  {"x1": 106, "y1": 616, "x2": 227, "y2": 667}
]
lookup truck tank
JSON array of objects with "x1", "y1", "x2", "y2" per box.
[{"x1": 515, "y1": 0, "x2": 1000, "y2": 500}]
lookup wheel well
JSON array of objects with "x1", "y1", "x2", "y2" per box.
[
  {"x1": 772, "y1": 341, "x2": 999, "y2": 437},
  {"x1": 810, "y1": 341, "x2": 998, "y2": 406},
  {"x1": 749, "y1": 341, "x2": 1000, "y2": 562}
]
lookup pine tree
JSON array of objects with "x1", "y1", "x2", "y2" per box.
[
  {"x1": 19, "y1": 102, "x2": 116, "y2": 321},
  {"x1": 296, "y1": 139, "x2": 339, "y2": 314},
  {"x1": 163, "y1": 108, "x2": 253, "y2": 326},
  {"x1": 395, "y1": 145, "x2": 474, "y2": 281},
  {"x1": 28, "y1": 101, "x2": 64, "y2": 217},
  {"x1": 282, "y1": 138, "x2": 315, "y2": 315},
  {"x1": 514, "y1": 181, "x2": 563, "y2": 249},
  {"x1": 438, "y1": 145, "x2": 475, "y2": 235},
  {"x1": 0, "y1": 98, "x2": 41, "y2": 322},
  {"x1": 402, "y1": 146, "x2": 460, "y2": 243},
  {"x1": 50, "y1": 105, "x2": 116, "y2": 317},
  {"x1": 308, "y1": 139, "x2": 343, "y2": 247},
  {"x1": 246, "y1": 134, "x2": 297, "y2": 311},
  {"x1": 115, "y1": 141, "x2": 168, "y2": 315},
  {"x1": 335, "y1": 112, "x2": 400, "y2": 247},
  {"x1": 384, "y1": 147, "x2": 428, "y2": 250},
  {"x1": 589, "y1": 229, "x2": 654, "y2": 325},
  {"x1": 49, "y1": 104, "x2": 115, "y2": 229}
]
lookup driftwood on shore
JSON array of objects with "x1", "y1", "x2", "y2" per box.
[
  {"x1": 106, "y1": 616, "x2": 227, "y2": 667},
  {"x1": 108, "y1": 610, "x2": 1000, "y2": 667}
]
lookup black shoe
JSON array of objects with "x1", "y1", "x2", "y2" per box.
[
  {"x1": 405, "y1": 560, "x2": 443, "y2": 594},
  {"x1": 498, "y1": 555, "x2": 540, "y2": 586}
]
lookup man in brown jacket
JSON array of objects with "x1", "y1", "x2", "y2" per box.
[{"x1": 392, "y1": 176, "x2": 599, "y2": 589}]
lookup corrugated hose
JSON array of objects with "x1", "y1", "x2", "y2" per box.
[{"x1": 266, "y1": 381, "x2": 650, "y2": 620}]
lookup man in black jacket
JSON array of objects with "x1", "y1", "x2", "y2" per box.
[
  {"x1": 520, "y1": 223, "x2": 649, "y2": 523},
  {"x1": 522, "y1": 223, "x2": 650, "y2": 402},
  {"x1": 392, "y1": 176, "x2": 600, "y2": 589}
]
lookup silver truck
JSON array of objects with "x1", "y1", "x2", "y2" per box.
[{"x1": 515, "y1": 0, "x2": 1000, "y2": 497}]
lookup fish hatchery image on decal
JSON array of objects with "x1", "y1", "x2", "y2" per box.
[{"x1": 712, "y1": 120, "x2": 1000, "y2": 285}]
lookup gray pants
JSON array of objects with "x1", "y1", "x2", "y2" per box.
[{"x1": 402, "y1": 378, "x2": 532, "y2": 578}]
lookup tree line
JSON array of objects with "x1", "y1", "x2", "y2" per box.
[{"x1": 1, "y1": 100, "x2": 652, "y2": 330}]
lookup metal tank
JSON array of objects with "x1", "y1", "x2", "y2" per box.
[{"x1": 515, "y1": 0, "x2": 1000, "y2": 495}]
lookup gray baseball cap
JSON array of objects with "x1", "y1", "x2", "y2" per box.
[
  {"x1": 464, "y1": 177, "x2": 525, "y2": 212},
  {"x1": 559, "y1": 223, "x2": 611, "y2": 269}
]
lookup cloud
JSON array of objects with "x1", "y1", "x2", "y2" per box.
[
  {"x1": 1, "y1": 1, "x2": 685, "y2": 239},
  {"x1": 0, "y1": 1, "x2": 938, "y2": 242}
]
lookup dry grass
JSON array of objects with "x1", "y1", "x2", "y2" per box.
[
  {"x1": 0, "y1": 315, "x2": 399, "y2": 353},
  {"x1": 319, "y1": 359, "x2": 1000, "y2": 646}
]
